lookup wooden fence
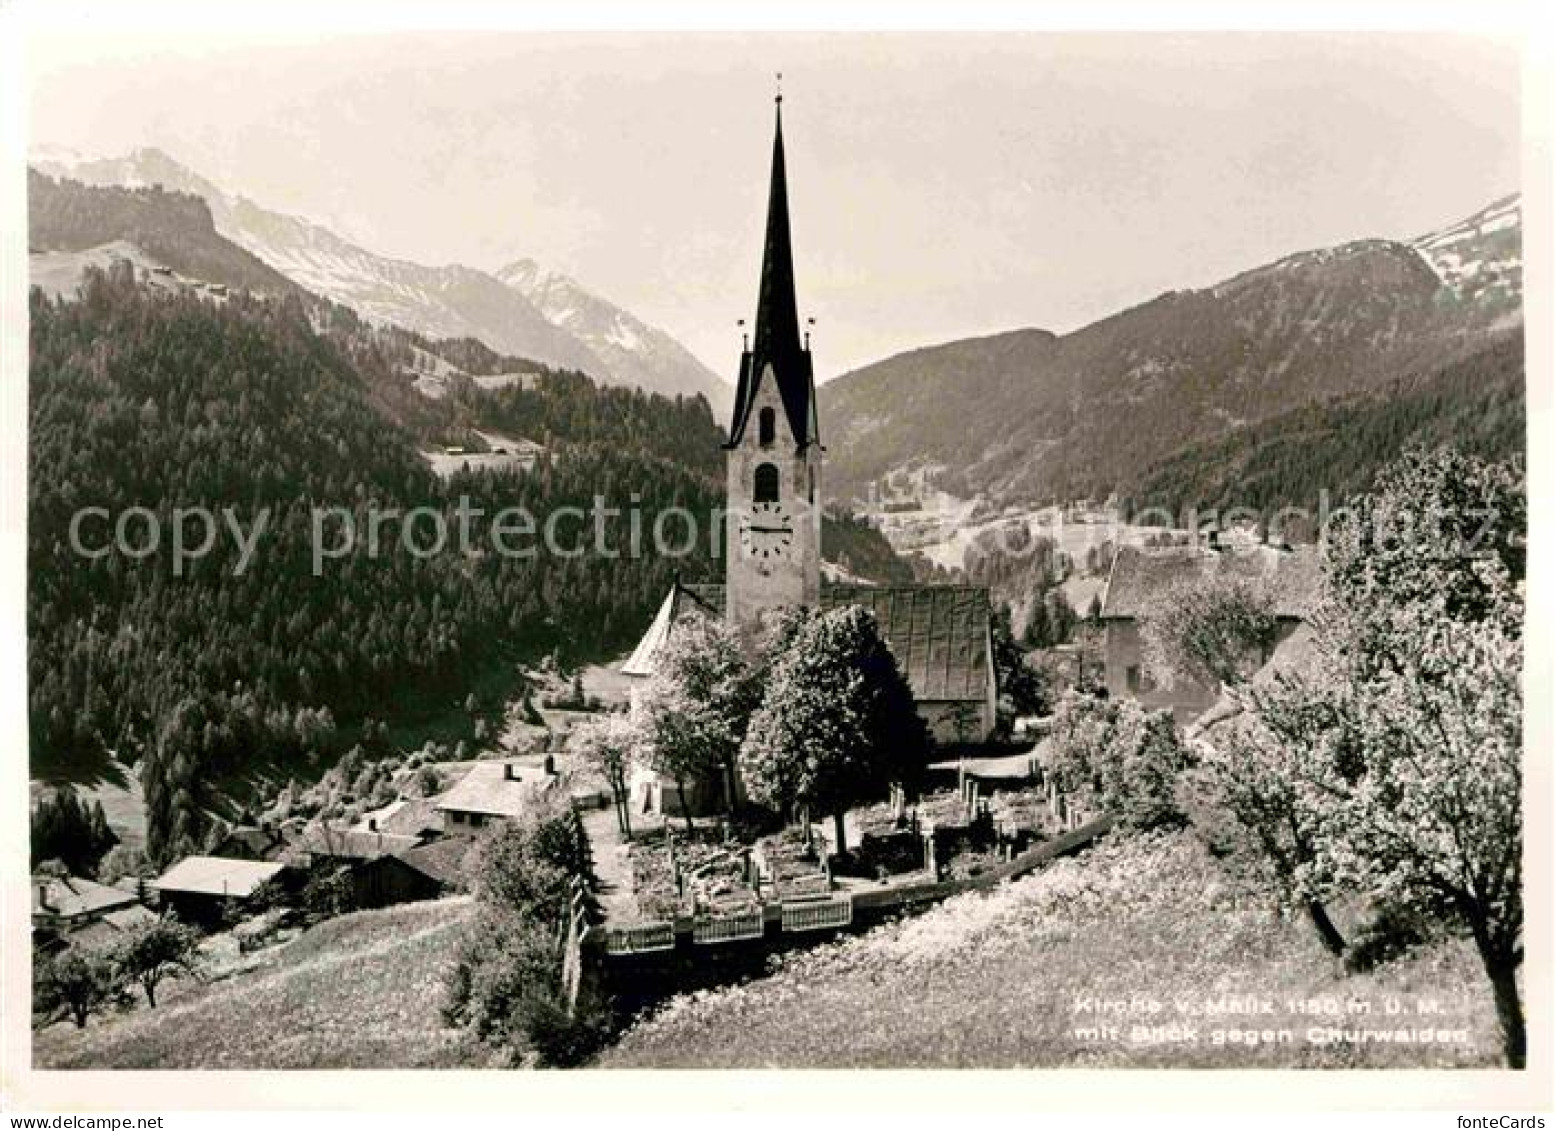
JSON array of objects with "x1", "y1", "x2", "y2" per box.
[
  {"x1": 604, "y1": 919, "x2": 676, "y2": 955},
  {"x1": 692, "y1": 907, "x2": 766, "y2": 945},
  {"x1": 781, "y1": 894, "x2": 854, "y2": 932}
]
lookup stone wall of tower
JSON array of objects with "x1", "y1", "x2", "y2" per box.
[{"x1": 725, "y1": 363, "x2": 822, "y2": 635}]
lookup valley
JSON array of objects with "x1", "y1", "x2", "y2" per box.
[{"x1": 23, "y1": 153, "x2": 1527, "y2": 1076}]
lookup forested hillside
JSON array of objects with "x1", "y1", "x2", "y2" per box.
[
  {"x1": 1118, "y1": 332, "x2": 1525, "y2": 522},
  {"x1": 28, "y1": 270, "x2": 726, "y2": 861}
]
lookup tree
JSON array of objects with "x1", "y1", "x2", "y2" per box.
[
  {"x1": 34, "y1": 946, "x2": 124, "y2": 1029},
  {"x1": 303, "y1": 863, "x2": 357, "y2": 919},
  {"x1": 444, "y1": 793, "x2": 604, "y2": 1065},
  {"x1": 473, "y1": 793, "x2": 594, "y2": 932},
  {"x1": 990, "y1": 606, "x2": 1049, "y2": 728},
  {"x1": 96, "y1": 843, "x2": 148, "y2": 886},
  {"x1": 740, "y1": 607, "x2": 929, "y2": 854},
  {"x1": 573, "y1": 713, "x2": 637, "y2": 838},
  {"x1": 112, "y1": 917, "x2": 202, "y2": 1009},
  {"x1": 1203, "y1": 449, "x2": 1526, "y2": 1066},
  {"x1": 1138, "y1": 572, "x2": 1280, "y2": 691},
  {"x1": 1184, "y1": 703, "x2": 1349, "y2": 958},
  {"x1": 31, "y1": 788, "x2": 118, "y2": 875},
  {"x1": 632, "y1": 617, "x2": 758, "y2": 828}
]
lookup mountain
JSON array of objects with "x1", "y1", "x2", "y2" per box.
[
  {"x1": 498, "y1": 259, "x2": 731, "y2": 416},
  {"x1": 1411, "y1": 193, "x2": 1521, "y2": 317},
  {"x1": 819, "y1": 196, "x2": 1522, "y2": 510},
  {"x1": 1120, "y1": 330, "x2": 1525, "y2": 527},
  {"x1": 27, "y1": 168, "x2": 302, "y2": 299},
  {"x1": 29, "y1": 147, "x2": 729, "y2": 410}
]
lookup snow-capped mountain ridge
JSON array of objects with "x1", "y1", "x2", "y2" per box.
[
  {"x1": 495, "y1": 258, "x2": 727, "y2": 413},
  {"x1": 30, "y1": 146, "x2": 729, "y2": 409},
  {"x1": 1409, "y1": 193, "x2": 1521, "y2": 315}
]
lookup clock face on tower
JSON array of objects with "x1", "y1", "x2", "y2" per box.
[{"x1": 739, "y1": 501, "x2": 794, "y2": 573}]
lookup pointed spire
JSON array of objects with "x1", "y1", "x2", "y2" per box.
[
  {"x1": 726, "y1": 86, "x2": 817, "y2": 449},
  {"x1": 752, "y1": 94, "x2": 803, "y2": 376}
]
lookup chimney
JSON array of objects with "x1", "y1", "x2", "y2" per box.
[
  {"x1": 504, "y1": 763, "x2": 517, "y2": 781},
  {"x1": 37, "y1": 882, "x2": 52, "y2": 912},
  {"x1": 543, "y1": 754, "x2": 556, "y2": 776},
  {"x1": 367, "y1": 817, "x2": 378, "y2": 832}
]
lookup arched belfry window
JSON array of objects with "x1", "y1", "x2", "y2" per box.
[
  {"x1": 754, "y1": 462, "x2": 780, "y2": 503},
  {"x1": 758, "y1": 407, "x2": 776, "y2": 447}
]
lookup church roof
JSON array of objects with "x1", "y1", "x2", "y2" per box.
[
  {"x1": 623, "y1": 581, "x2": 993, "y2": 704},
  {"x1": 726, "y1": 99, "x2": 818, "y2": 451},
  {"x1": 1100, "y1": 544, "x2": 1322, "y2": 621},
  {"x1": 620, "y1": 581, "x2": 724, "y2": 676},
  {"x1": 820, "y1": 586, "x2": 993, "y2": 702}
]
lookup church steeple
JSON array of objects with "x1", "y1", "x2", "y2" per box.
[{"x1": 726, "y1": 90, "x2": 817, "y2": 450}]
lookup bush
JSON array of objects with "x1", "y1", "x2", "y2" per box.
[
  {"x1": 848, "y1": 830, "x2": 924, "y2": 879},
  {"x1": 522, "y1": 988, "x2": 614, "y2": 1067},
  {"x1": 303, "y1": 864, "x2": 357, "y2": 919},
  {"x1": 1043, "y1": 692, "x2": 1191, "y2": 830},
  {"x1": 444, "y1": 795, "x2": 608, "y2": 1065}
]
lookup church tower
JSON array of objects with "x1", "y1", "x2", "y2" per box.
[{"x1": 724, "y1": 91, "x2": 822, "y2": 634}]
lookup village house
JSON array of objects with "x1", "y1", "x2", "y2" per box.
[
  {"x1": 52, "y1": 903, "x2": 160, "y2": 953},
  {"x1": 149, "y1": 855, "x2": 295, "y2": 928},
  {"x1": 621, "y1": 96, "x2": 998, "y2": 817},
  {"x1": 351, "y1": 797, "x2": 443, "y2": 840},
  {"x1": 31, "y1": 873, "x2": 145, "y2": 947},
  {"x1": 435, "y1": 758, "x2": 561, "y2": 836},
  {"x1": 294, "y1": 822, "x2": 444, "y2": 909},
  {"x1": 1098, "y1": 540, "x2": 1322, "y2": 722}
]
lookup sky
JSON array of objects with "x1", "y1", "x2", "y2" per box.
[{"x1": 27, "y1": 29, "x2": 1522, "y2": 378}]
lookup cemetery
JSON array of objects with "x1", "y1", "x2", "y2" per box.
[{"x1": 594, "y1": 763, "x2": 1112, "y2": 963}]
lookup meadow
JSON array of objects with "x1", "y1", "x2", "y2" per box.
[{"x1": 33, "y1": 897, "x2": 485, "y2": 1070}]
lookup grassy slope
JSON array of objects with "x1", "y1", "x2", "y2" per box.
[
  {"x1": 602, "y1": 832, "x2": 1502, "y2": 1069},
  {"x1": 34, "y1": 898, "x2": 485, "y2": 1070}
]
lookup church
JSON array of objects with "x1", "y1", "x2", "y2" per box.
[{"x1": 621, "y1": 94, "x2": 997, "y2": 816}]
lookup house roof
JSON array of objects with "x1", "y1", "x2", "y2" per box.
[
  {"x1": 297, "y1": 826, "x2": 424, "y2": 860},
  {"x1": 1101, "y1": 544, "x2": 1322, "y2": 621},
  {"x1": 1187, "y1": 621, "x2": 1326, "y2": 747},
  {"x1": 102, "y1": 903, "x2": 159, "y2": 931},
  {"x1": 821, "y1": 585, "x2": 993, "y2": 702},
  {"x1": 32, "y1": 874, "x2": 139, "y2": 921},
  {"x1": 352, "y1": 798, "x2": 442, "y2": 838},
  {"x1": 65, "y1": 903, "x2": 159, "y2": 949},
  {"x1": 151, "y1": 856, "x2": 288, "y2": 899},
  {"x1": 434, "y1": 762, "x2": 557, "y2": 819},
  {"x1": 209, "y1": 824, "x2": 288, "y2": 862}
]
